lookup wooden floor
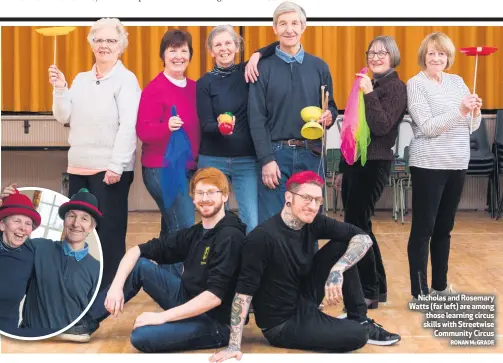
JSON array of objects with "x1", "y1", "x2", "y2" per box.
[{"x1": 2, "y1": 210, "x2": 503, "y2": 354}]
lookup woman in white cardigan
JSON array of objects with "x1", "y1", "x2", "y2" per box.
[
  {"x1": 49, "y1": 18, "x2": 142, "y2": 291},
  {"x1": 406, "y1": 32, "x2": 482, "y2": 300}
]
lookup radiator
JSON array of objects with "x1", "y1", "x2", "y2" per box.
[{"x1": 1, "y1": 115, "x2": 70, "y2": 148}]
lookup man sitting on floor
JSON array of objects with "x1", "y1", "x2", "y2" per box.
[
  {"x1": 59, "y1": 167, "x2": 247, "y2": 354},
  {"x1": 210, "y1": 171, "x2": 401, "y2": 361}
]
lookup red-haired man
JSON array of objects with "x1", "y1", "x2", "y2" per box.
[
  {"x1": 211, "y1": 171, "x2": 401, "y2": 360},
  {"x1": 60, "y1": 167, "x2": 247, "y2": 353}
]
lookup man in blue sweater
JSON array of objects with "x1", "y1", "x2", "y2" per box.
[
  {"x1": 21, "y1": 188, "x2": 101, "y2": 333},
  {"x1": 0, "y1": 189, "x2": 41, "y2": 336},
  {"x1": 248, "y1": 1, "x2": 338, "y2": 232}
]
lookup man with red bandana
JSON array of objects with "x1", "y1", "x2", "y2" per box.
[
  {"x1": 59, "y1": 167, "x2": 247, "y2": 354},
  {"x1": 211, "y1": 171, "x2": 401, "y2": 360}
]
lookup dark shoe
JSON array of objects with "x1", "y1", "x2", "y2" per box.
[
  {"x1": 361, "y1": 319, "x2": 401, "y2": 346},
  {"x1": 365, "y1": 298, "x2": 379, "y2": 309},
  {"x1": 54, "y1": 319, "x2": 98, "y2": 343},
  {"x1": 343, "y1": 298, "x2": 378, "y2": 314},
  {"x1": 379, "y1": 293, "x2": 387, "y2": 303}
]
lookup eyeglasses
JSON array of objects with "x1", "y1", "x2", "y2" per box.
[
  {"x1": 366, "y1": 51, "x2": 388, "y2": 59},
  {"x1": 194, "y1": 190, "x2": 222, "y2": 199},
  {"x1": 290, "y1": 191, "x2": 324, "y2": 206},
  {"x1": 93, "y1": 38, "x2": 119, "y2": 45}
]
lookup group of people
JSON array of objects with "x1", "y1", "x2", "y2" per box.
[
  {"x1": 0, "y1": 187, "x2": 101, "y2": 337},
  {"x1": 47, "y1": 1, "x2": 338, "y2": 292},
  {"x1": 1, "y1": 0, "x2": 484, "y2": 356}
]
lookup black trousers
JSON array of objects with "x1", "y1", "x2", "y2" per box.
[
  {"x1": 407, "y1": 167, "x2": 466, "y2": 298},
  {"x1": 262, "y1": 240, "x2": 369, "y2": 353},
  {"x1": 341, "y1": 160, "x2": 391, "y2": 300},
  {"x1": 69, "y1": 171, "x2": 134, "y2": 291}
]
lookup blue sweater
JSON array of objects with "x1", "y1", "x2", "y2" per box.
[
  {"x1": 22, "y1": 238, "x2": 100, "y2": 331},
  {"x1": 0, "y1": 235, "x2": 34, "y2": 333},
  {"x1": 248, "y1": 52, "x2": 338, "y2": 166}
]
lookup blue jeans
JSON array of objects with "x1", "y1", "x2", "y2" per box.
[
  {"x1": 198, "y1": 155, "x2": 259, "y2": 234},
  {"x1": 87, "y1": 258, "x2": 230, "y2": 353},
  {"x1": 258, "y1": 142, "x2": 325, "y2": 250},
  {"x1": 142, "y1": 166, "x2": 195, "y2": 276}
]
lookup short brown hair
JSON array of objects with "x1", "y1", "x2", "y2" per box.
[
  {"x1": 189, "y1": 167, "x2": 229, "y2": 197},
  {"x1": 367, "y1": 35, "x2": 401, "y2": 68},
  {"x1": 159, "y1": 29, "x2": 193, "y2": 66},
  {"x1": 418, "y1": 32, "x2": 455, "y2": 70}
]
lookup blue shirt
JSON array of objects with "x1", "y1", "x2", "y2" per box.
[
  {"x1": 275, "y1": 45, "x2": 305, "y2": 64},
  {"x1": 62, "y1": 240, "x2": 89, "y2": 262}
]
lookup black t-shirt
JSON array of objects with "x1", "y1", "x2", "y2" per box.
[{"x1": 235, "y1": 213, "x2": 364, "y2": 329}]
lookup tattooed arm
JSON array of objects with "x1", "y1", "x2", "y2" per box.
[
  {"x1": 333, "y1": 234, "x2": 373, "y2": 272},
  {"x1": 209, "y1": 293, "x2": 252, "y2": 363},
  {"x1": 324, "y1": 234, "x2": 373, "y2": 306}
]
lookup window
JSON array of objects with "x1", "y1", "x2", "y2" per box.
[{"x1": 30, "y1": 191, "x2": 69, "y2": 240}]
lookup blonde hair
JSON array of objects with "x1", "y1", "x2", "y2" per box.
[
  {"x1": 418, "y1": 32, "x2": 455, "y2": 70},
  {"x1": 87, "y1": 18, "x2": 129, "y2": 55}
]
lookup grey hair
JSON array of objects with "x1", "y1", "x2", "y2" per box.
[
  {"x1": 367, "y1": 35, "x2": 401, "y2": 68},
  {"x1": 87, "y1": 18, "x2": 129, "y2": 55},
  {"x1": 273, "y1": 1, "x2": 307, "y2": 26},
  {"x1": 207, "y1": 25, "x2": 243, "y2": 51}
]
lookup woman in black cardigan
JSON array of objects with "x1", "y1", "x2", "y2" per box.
[
  {"x1": 336, "y1": 35, "x2": 407, "y2": 309},
  {"x1": 196, "y1": 25, "x2": 277, "y2": 234}
]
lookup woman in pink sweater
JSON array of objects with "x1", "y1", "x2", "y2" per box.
[{"x1": 136, "y1": 29, "x2": 200, "y2": 275}]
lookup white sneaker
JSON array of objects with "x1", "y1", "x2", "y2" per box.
[{"x1": 430, "y1": 284, "x2": 457, "y2": 296}]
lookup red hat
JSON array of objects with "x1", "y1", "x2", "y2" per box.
[{"x1": 0, "y1": 189, "x2": 41, "y2": 229}]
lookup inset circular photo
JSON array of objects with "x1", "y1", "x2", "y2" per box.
[{"x1": 0, "y1": 185, "x2": 103, "y2": 340}]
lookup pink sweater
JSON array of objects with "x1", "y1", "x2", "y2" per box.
[{"x1": 136, "y1": 72, "x2": 200, "y2": 169}]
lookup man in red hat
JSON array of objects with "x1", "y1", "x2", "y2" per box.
[
  {"x1": 0, "y1": 188, "x2": 41, "y2": 334},
  {"x1": 211, "y1": 171, "x2": 401, "y2": 361}
]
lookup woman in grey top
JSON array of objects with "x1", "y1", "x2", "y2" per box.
[
  {"x1": 406, "y1": 32, "x2": 482, "y2": 300},
  {"x1": 49, "y1": 18, "x2": 142, "y2": 291}
]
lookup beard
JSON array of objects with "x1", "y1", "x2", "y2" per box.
[{"x1": 197, "y1": 200, "x2": 224, "y2": 219}]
